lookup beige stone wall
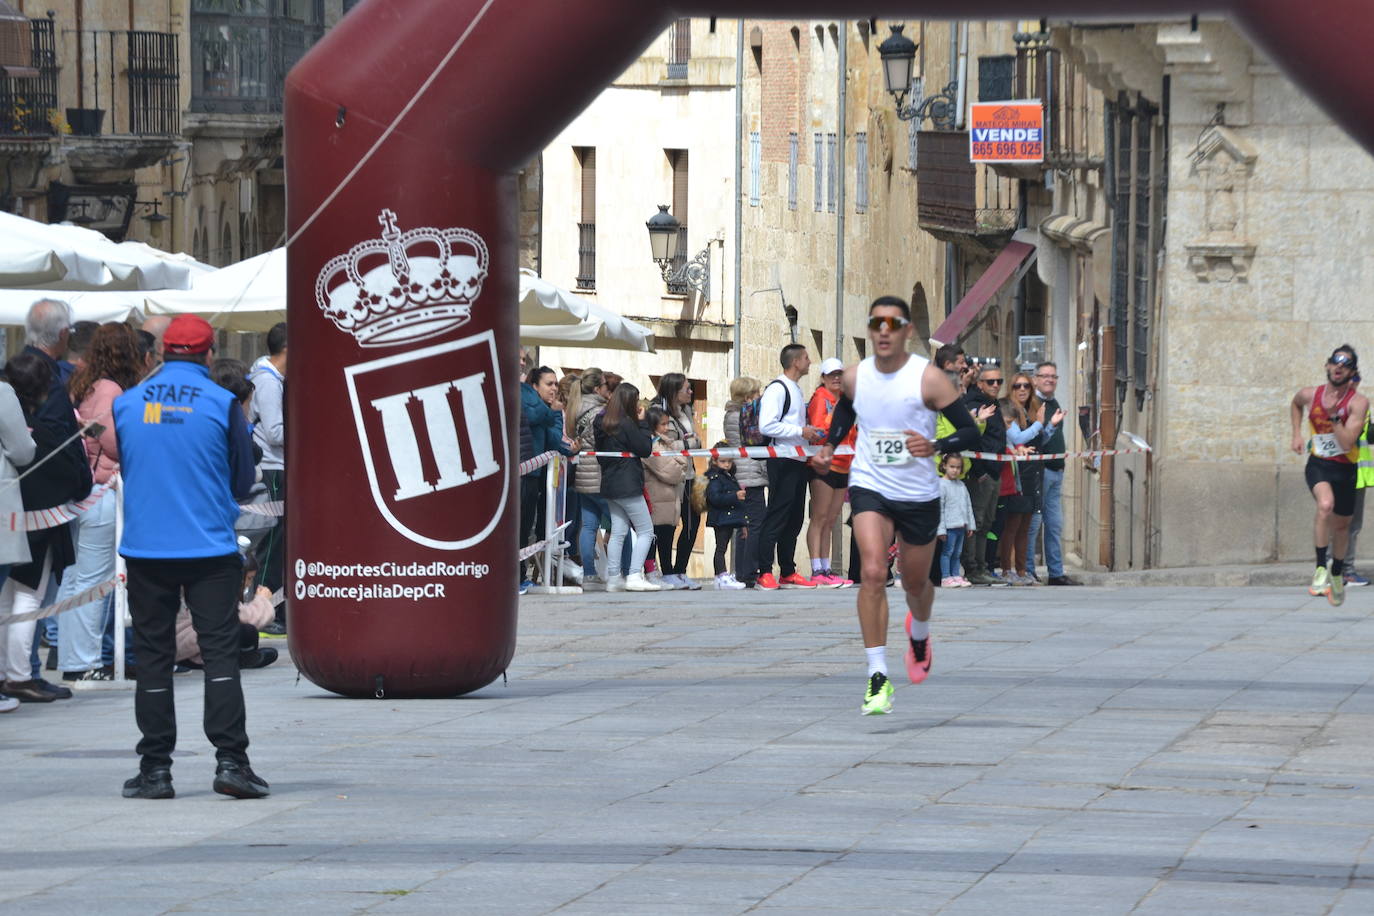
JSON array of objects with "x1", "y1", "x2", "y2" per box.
[{"x1": 1153, "y1": 26, "x2": 1374, "y2": 567}]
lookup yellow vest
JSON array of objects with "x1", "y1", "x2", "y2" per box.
[{"x1": 1358, "y1": 418, "x2": 1373, "y2": 489}]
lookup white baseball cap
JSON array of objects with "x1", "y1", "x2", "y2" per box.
[{"x1": 819, "y1": 358, "x2": 844, "y2": 375}]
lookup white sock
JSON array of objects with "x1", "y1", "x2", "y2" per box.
[
  {"x1": 909, "y1": 617, "x2": 931, "y2": 641},
  {"x1": 812, "y1": 558, "x2": 826, "y2": 573},
  {"x1": 865, "y1": 646, "x2": 888, "y2": 677}
]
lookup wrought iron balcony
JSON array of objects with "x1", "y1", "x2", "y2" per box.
[
  {"x1": 576, "y1": 221, "x2": 596, "y2": 290},
  {"x1": 0, "y1": 16, "x2": 56, "y2": 138},
  {"x1": 190, "y1": 0, "x2": 324, "y2": 115},
  {"x1": 916, "y1": 131, "x2": 1018, "y2": 247}
]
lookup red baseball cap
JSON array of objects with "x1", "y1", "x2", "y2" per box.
[{"x1": 163, "y1": 315, "x2": 214, "y2": 355}]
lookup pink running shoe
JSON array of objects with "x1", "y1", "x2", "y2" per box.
[
  {"x1": 779, "y1": 572, "x2": 819, "y2": 589},
  {"x1": 814, "y1": 573, "x2": 846, "y2": 588},
  {"x1": 903, "y1": 611, "x2": 933, "y2": 685}
]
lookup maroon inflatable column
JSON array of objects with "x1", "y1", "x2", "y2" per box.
[{"x1": 282, "y1": 0, "x2": 663, "y2": 697}]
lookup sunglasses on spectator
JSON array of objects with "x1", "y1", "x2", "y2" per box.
[
  {"x1": 867, "y1": 315, "x2": 911, "y2": 332},
  {"x1": 1011, "y1": 382, "x2": 1031, "y2": 389},
  {"x1": 981, "y1": 377, "x2": 1003, "y2": 385}
]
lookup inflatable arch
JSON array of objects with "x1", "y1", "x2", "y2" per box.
[{"x1": 283, "y1": 0, "x2": 1374, "y2": 697}]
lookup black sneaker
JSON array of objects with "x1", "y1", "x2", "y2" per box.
[
  {"x1": 240, "y1": 647, "x2": 279, "y2": 669},
  {"x1": 122, "y1": 768, "x2": 175, "y2": 799},
  {"x1": 213, "y1": 761, "x2": 271, "y2": 799}
]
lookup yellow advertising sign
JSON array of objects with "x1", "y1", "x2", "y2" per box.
[{"x1": 969, "y1": 101, "x2": 1044, "y2": 164}]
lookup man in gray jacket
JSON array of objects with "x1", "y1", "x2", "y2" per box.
[{"x1": 249, "y1": 322, "x2": 286, "y2": 634}]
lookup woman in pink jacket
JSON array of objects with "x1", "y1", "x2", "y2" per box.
[{"x1": 55, "y1": 323, "x2": 142, "y2": 681}]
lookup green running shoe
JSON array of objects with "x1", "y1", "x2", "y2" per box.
[
  {"x1": 1309, "y1": 566, "x2": 1332, "y2": 597},
  {"x1": 862, "y1": 671, "x2": 894, "y2": 716},
  {"x1": 1328, "y1": 574, "x2": 1345, "y2": 607}
]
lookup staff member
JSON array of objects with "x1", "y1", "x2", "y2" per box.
[{"x1": 113, "y1": 315, "x2": 267, "y2": 800}]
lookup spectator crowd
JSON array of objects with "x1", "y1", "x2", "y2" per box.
[
  {"x1": 0, "y1": 300, "x2": 287, "y2": 715},
  {"x1": 517, "y1": 341, "x2": 1083, "y2": 594}
]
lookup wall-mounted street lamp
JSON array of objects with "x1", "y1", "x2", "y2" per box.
[
  {"x1": 135, "y1": 198, "x2": 169, "y2": 239},
  {"x1": 878, "y1": 24, "x2": 959, "y2": 130},
  {"x1": 645, "y1": 204, "x2": 710, "y2": 300}
]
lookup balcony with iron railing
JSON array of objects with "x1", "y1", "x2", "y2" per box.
[
  {"x1": 190, "y1": 0, "x2": 325, "y2": 115},
  {"x1": 916, "y1": 130, "x2": 1018, "y2": 248},
  {"x1": 576, "y1": 222, "x2": 596, "y2": 290},
  {"x1": 0, "y1": 16, "x2": 57, "y2": 139}
]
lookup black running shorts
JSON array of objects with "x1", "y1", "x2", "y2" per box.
[
  {"x1": 809, "y1": 467, "x2": 850, "y2": 490},
  {"x1": 849, "y1": 486, "x2": 940, "y2": 546},
  {"x1": 1305, "y1": 456, "x2": 1358, "y2": 517}
]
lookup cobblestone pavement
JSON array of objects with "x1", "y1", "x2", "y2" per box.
[{"x1": 4, "y1": 583, "x2": 1374, "y2": 914}]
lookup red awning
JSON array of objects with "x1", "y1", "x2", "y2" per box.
[{"x1": 930, "y1": 240, "x2": 1037, "y2": 346}]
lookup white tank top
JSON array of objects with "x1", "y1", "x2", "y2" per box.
[{"x1": 848, "y1": 354, "x2": 941, "y2": 502}]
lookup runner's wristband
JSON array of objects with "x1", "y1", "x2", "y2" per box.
[
  {"x1": 827, "y1": 395, "x2": 857, "y2": 446},
  {"x1": 935, "y1": 400, "x2": 979, "y2": 454}
]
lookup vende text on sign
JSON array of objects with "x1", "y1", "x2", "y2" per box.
[{"x1": 968, "y1": 100, "x2": 1044, "y2": 164}]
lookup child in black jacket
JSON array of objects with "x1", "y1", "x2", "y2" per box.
[{"x1": 704, "y1": 444, "x2": 747, "y2": 590}]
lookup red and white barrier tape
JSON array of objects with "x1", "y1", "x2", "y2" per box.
[
  {"x1": 517, "y1": 450, "x2": 562, "y2": 477},
  {"x1": 0, "y1": 482, "x2": 115, "y2": 534},
  {"x1": 518, "y1": 521, "x2": 571, "y2": 562},
  {"x1": 0, "y1": 575, "x2": 122, "y2": 625},
  {"x1": 576, "y1": 444, "x2": 1150, "y2": 462}
]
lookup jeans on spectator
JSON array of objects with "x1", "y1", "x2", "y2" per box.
[
  {"x1": 519, "y1": 473, "x2": 546, "y2": 582},
  {"x1": 606, "y1": 495, "x2": 653, "y2": 578},
  {"x1": 1030, "y1": 468, "x2": 1065, "y2": 577},
  {"x1": 940, "y1": 529, "x2": 966, "y2": 579},
  {"x1": 734, "y1": 486, "x2": 766, "y2": 584},
  {"x1": 961, "y1": 474, "x2": 999, "y2": 577},
  {"x1": 578, "y1": 493, "x2": 607, "y2": 577},
  {"x1": 56, "y1": 487, "x2": 116, "y2": 673},
  {"x1": 758, "y1": 460, "x2": 809, "y2": 578},
  {"x1": 126, "y1": 554, "x2": 248, "y2": 771},
  {"x1": 3, "y1": 554, "x2": 52, "y2": 682}
]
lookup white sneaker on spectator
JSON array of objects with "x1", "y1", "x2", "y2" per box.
[
  {"x1": 559, "y1": 558, "x2": 584, "y2": 584},
  {"x1": 677, "y1": 575, "x2": 702, "y2": 591},
  {"x1": 582, "y1": 574, "x2": 607, "y2": 591},
  {"x1": 625, "y1": 572, "x2": 662, "y2": 592},
  {"x1": 714, "y1": 573, "x2": 745, "y2": 590},
  {"x1": 648, "y1": 570, "x2": 670, "y2": 589},
  {"x1": 0, "y1": 693, "x2": 17, "y2": 713},
  {"x1": 606, "y1": 575, "x2": 627, "y2": 593}
]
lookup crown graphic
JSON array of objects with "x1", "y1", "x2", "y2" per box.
[{"x1": 315, "y1": 209, "x2": 490, "y2": 347}]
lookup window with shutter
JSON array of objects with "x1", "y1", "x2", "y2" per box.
[
  {"x1": 813, "y1": 133, "x2": 823, "y2": 211},
  {"x1": 787, "y1": 132, "x2": 798, "y2": 210},
  {"x1": 667, "y1": 149, "x2": 690, "y2": 294},
  {"x1": 749, "y1": 132, "x2": 761, "y2": 206},
  {"x1": 855, "y1": 132, "x2": 868, "y2": 214}
]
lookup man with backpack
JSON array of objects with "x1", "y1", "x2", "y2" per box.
[{"x1": 755, "y1": 344, "x2": 825, "y2": 590}]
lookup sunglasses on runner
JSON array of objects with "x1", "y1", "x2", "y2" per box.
[
  {"x1": 867, "y1": 315, "x2": 911, "y2": 333},
  {"x1": 1330, "y1": 352, "x2": 1356, "y2": 368}
]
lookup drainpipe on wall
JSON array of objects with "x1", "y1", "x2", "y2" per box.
[
  {"x1": 733, "y1": 18, "x2": 744, "y2": 377},
  {"x1": 834, "y1": 23, "x2": 846, "y2": 359},
  {"x1": 955, "y1": 21, "x2": 969, "y2": 130}
]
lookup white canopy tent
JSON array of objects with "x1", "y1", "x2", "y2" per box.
[
  {"x1": 0, "y1": 212, "x2": 202, "y2": 291},
  {"x1": 143, "y1": 249, "x2": 286, "y2": 332},
  {"x1": 518, "y1": 268, "x2": 654, "y2": 353}
]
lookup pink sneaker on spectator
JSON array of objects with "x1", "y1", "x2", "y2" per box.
[
  {"x1": 814, "y1": 573, "x2": 846, "y2": 588},
  {"x1": 955, "y1": 577, "x2": 972, "y2": 588},
  {"x1": 940, "y1": 576, "x2": 960, "y2": 588}
]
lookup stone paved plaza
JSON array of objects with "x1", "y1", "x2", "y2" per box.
[{"x1": 4, "y1": 583, "x2": 1374, "y2": 914}]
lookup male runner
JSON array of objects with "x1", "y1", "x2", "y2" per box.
[
  {"x1": 1290, "y1": 345, "x2": 1369, "y2": 607},
  {"x1": 811, "y1": 296, "x2": 979, "y2": 715}
]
